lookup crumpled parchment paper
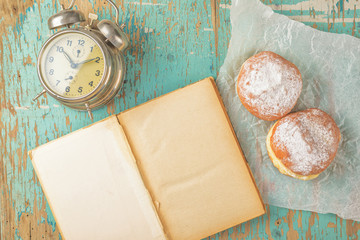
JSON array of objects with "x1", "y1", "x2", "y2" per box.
[{"x1": 217, "y1": 0, "x2": 360, "y2": 221}]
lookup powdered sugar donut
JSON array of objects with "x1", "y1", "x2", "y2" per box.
[
  {"x1": 236, "y1": 51, "x2": 302, "y2": 121},
  {"x1": 266, "y1": 108, "x2": 341, "y2": 180}
]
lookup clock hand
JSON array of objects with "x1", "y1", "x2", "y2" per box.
[
  {"x1": 62, "y1": 51, "x2": 77, "y2": 68},
  {"x1": 64, "y1": 76, "x2": 73, "y2": 81},
  {"x1": 76, "y1": 57, "x2": 98, "y2": 66}
]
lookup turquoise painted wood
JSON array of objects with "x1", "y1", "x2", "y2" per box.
[{"x1": 1, "y1": 0, "x2": 359, "y2": 239}]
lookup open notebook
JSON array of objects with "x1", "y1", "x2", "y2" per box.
[{"x1": 29, "y1": 77, "x2": 265, "y2": 240}]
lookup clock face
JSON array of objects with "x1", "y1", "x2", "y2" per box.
[{"x1": 39, "y1": 32, "x2": 106, "y2": 98}]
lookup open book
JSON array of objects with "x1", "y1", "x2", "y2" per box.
[{"x1": 29, "y1": 77, "x2": 265, "y2": 240}]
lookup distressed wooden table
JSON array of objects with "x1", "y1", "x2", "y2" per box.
[{"x1": 1, "y1": 0, "x2": 359, "y2": 239}]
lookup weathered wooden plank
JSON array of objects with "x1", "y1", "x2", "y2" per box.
[
  {"x1": 0, "y1": 0, "x2": 359, "y2": 239},
  {"x1": 262, "y1": 0, "x2": 360, "y2": 37}
]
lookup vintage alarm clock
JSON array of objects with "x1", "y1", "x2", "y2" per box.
[{"x1": 33, "y1": 0, "x2": 129, "y2": 120}]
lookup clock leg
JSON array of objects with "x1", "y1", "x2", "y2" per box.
[
  {"x1": 32, "y1": 89, "x2": 46, "y2": 101},
  {"x1": 85, "y1": 103, "x2": 93, "y2": 121}
]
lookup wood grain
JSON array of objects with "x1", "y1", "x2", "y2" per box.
[{"x1": 0, "y1": 0, "x2": 359, "y2": 239}]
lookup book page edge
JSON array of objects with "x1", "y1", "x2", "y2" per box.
[{"x1": 210, "y1": 78, "x2": 266, "y2": 215}]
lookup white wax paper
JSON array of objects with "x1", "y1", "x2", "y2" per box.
[{"x1": 217, "y1": 0, "x2": 360, "y2": 221}]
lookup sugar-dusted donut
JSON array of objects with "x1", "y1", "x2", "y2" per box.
[
  {"x1": 236, "y1": 51, "x2": 302, "y2": 121},
  {"x1": 266, "y1": 108, "x2": 341, "y2": 180}
]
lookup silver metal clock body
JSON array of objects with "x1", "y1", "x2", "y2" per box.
[
  {"x1": 34, "y1": 0, "x2": 129, "y2": 120},
  {"x1": 36, "y1": 28, "x2": 125, "y2": 111}
]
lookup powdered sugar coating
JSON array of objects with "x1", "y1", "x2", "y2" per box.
[
  {"x1": 237, "y1": 51, "x2": 302, "y2": 121},
  {"x1": 270, "y1": 108, "x2": 341, "y2": 176}
]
